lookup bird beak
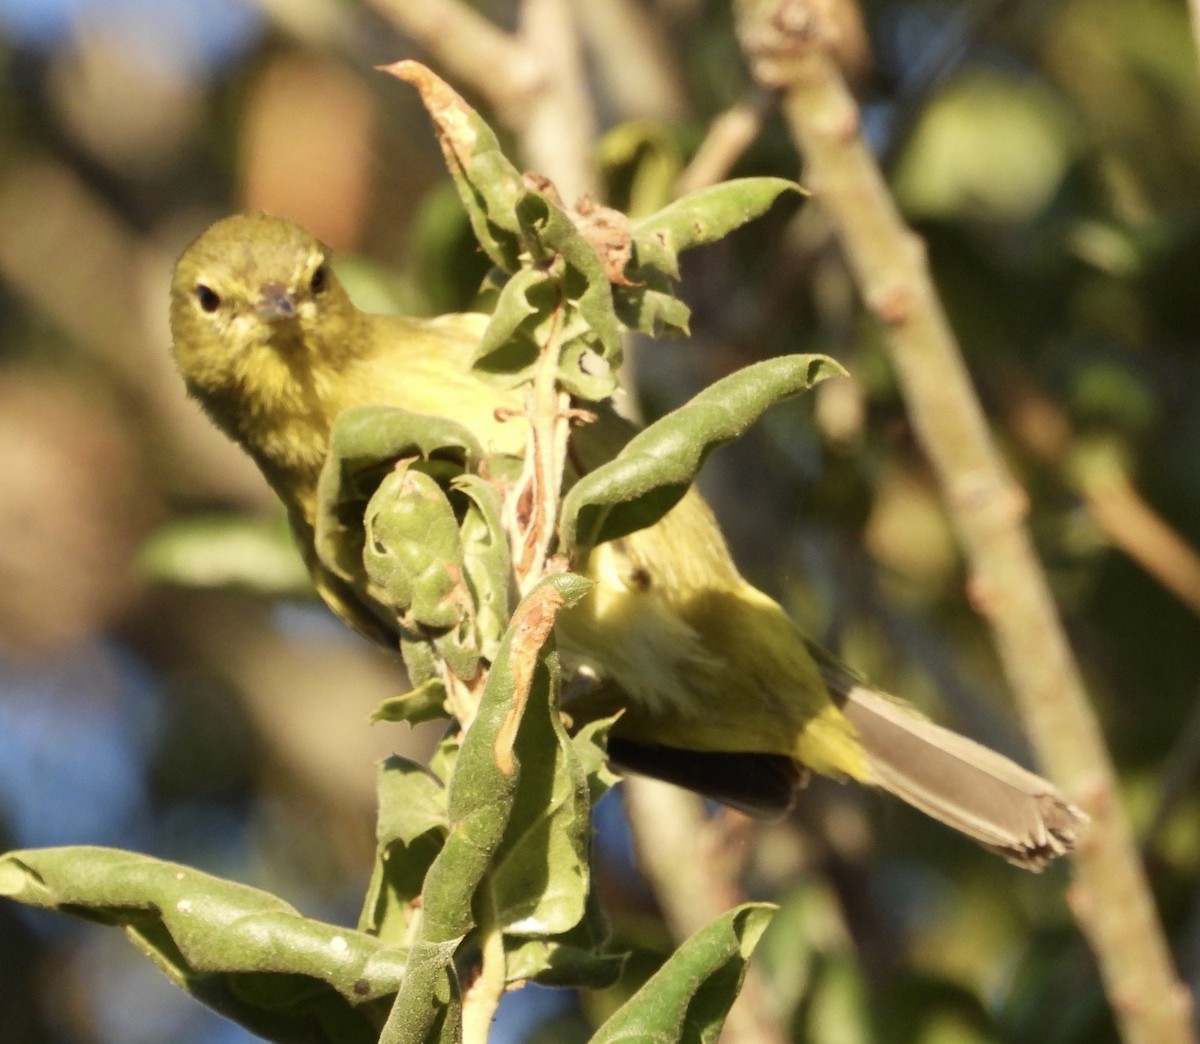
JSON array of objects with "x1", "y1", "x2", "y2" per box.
[{"x1": 256, "y1": 282, "x2": 297, "y2": 322}]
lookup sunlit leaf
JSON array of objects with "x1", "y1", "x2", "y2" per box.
[
  {"x1": 630, "y1": 177, "x2": 801, "y2": 280},
  {"x1": 0, "y1": 847, "x2": 404, "y2": 1043},
  {"x1": 314, "y1": 405, "x2": 479, "y2": 592},
  {"x1": 388, "y1": 576, "x2": 590, "y2": 1026},
  {"x1": 372, "y1": 679, "x2": 450, "y2": 727},
  {"x1": 454, "y1": 474, "x2": 513, "y2": 663},
  {"x1": 364, "y1": 464, "x2": 469, "y2": 633},
  {"x1": 561, "y1": 355, "x2": 845, "y2": 550},
  {"x1": 376, "y1": 757, "x2": 449, "y2": 848},
  {"x1": 590, "y1": 903, "x2": 776, "y2": 1044},
  {"x1": 505, "y1": 937, "x2": 626, "y2": 989}
]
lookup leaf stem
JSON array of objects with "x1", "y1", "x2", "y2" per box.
[{"x1": 508, "y1": 290, "x2": 571, "y2": 592}]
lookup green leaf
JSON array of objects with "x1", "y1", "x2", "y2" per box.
[
  {"x1": 453, "y1": 474, "x2": 513, "y2": 663},
  {"x1": 612, "y1": 282, "x2": 692, "y2": 337},
  {"x1": 571, "y1": 714, "x2": 623, "y2": 803},
  {"x1": 528, "y1": 197, "x2": 624, "y2": 372},
  {"x1": 400, "y1": 637, "x2": 441, "y2": 689},
  {"x1": 590, "y1": 903, "x2": 776, "y2": 1044},
  {"x1": 605, "y1": 179, "x2": 800, "y2": 337},
  {"x1": 386, "y1": 59, "x2": 624, "y2": 388},
  {"x1": 316, "y1": 405, "x2": 499, "y2": 682},
  {"x1": 0, "y1": 846, "x2": 405, "y2": 1043},
  {"x1": 505, "y1": 937, "x2": 626, "y2": 989},
  {"x1": 489, "y1": 641, "x2": 592, "y2": 939},
  {"x1": 383, "y1": 62, "x2": 526, "y2": 274},
  {"x1": 372, "y1": 678, "x2": 449, "y2": 727},
  {"x1": 378, "y1": 939, "x2": 462, "y2": 1044},
  {"x1": 473, "y1": 267, "x2": 552, "y2": 380},
  {"x1": 630, "y1": 177, "x2": 802, "y2": 281},
  {"x1": 393, "y1": 62, "x2": 671, "y2": 399},
  {"x1": 559, "y1": 338, "x2": 620, "y2": 402},
  {"x1": 314, "y1": 405, "x2": 480, "y2": 592},
  {"x1": 376, "y1": 757, "x2": 449, "y2": 847},
  {"x1": 561, "y1": 354, "x2": 846, "y2": 551},
  {"x1": 503, "y1": 877, "x2": 621, "y2": 989},
  {"x1": 387, "y1": 576, "x2": 590, "y2": 1026},
  {"x1": 360, "y1": 829, "x2": 444, "y2": 947},
  {"x1": 361, "y1": 755, "x2": 448, "y2": 947},
  {"x1": 428, "y1": 733, "x2": 462, "y2": 786},
  {"x1": 137, "y1": 514, "x2": 311, "y2": 595},
  {"x1": 471, "y1": 179, "x2": 627, "y2": 392},
  {"x1": 364, "y1": 464, "x2": 469, "y2": 633},
  {"x1": 417, "y1": 574, "x2": 592, "y2": 944}
]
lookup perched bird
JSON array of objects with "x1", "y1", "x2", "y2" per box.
[{"x1": 170, "y1": 212, "x2": 1083, "y2": 869}]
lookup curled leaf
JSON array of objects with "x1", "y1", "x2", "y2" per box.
[
  {"x1": 473, "y1": 267, "x2": 552, "y2": 380},
  {"x1": 371, "y1": 678, "x2": 449, "y2": 727},
  {"x1": 0, "y1": 846, "x2": 405, "y2": 1042},
  {"x1": 364, "y1": 463, "x2": 469, "y2": 633},
  {"x1": 453, "y1": 474, "x2": 513, "y2": 661},
  {"x1": 590, "y1": 903, "x2": 777, "y2": 1044},
  {"x1": 631, "y1": 177, "x2": 802, "y2": 280},
  {"x1": 315, "y1": 405, "x2": 480, "y2": 591},
  {"x1": 404, "y1": 575, "x2": 591, "y2": 947},
  {"x1": 381, "y1": 60, "x2": 524, "y2": 273},
  {"x1": 360, "y1": 759, "x2": 449, "y2": 947},
  {"x1": 561, "y1": 354, "x2": 846, "y2": 551}
]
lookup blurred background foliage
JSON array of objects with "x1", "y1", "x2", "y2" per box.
[{"x1": 0, "y1": 0, "x2": 1198, "y2": 1041}]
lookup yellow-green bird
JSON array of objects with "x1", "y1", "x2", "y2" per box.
[{"x1": 170, "y1": 212, "x2": 1083, "y2": 869}]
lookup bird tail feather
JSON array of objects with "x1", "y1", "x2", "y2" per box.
[{"x1": 833, "y1": 679, "x2": 1085, "y2": 870}]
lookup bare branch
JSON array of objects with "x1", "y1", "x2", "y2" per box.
[
  {"x1": 735, "y1": 2, "x2": 1196, "y2": 1041},
  {"x1": 516, "y1": 0, "x2": 600, "y2": 200},
  {"x1": 677, "y1": 91, "x2": 774, "y2": 195},
  {"x1": 367, "y1": 0, "x2": 540, "y2": 118}
]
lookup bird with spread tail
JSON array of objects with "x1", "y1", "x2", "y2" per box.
[{"x1": 169, "y1": 212, "x2": 1085, "y2": 870}]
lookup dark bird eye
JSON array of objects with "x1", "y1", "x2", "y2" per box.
[
  {"x1": 310, "y1": 263, "x2": 328, "y2": 295},
  {"x1": 195, "y1": 284, "x2": 221, "y2": 312},
  {"x1": 627, "y1": 566, "x2": 652, "y2": 591}
]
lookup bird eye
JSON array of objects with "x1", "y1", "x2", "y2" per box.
[
  {"x1": 310, "y1": 263, "x2": 328, "y2": 295},
  {"x1": 195, "y1": 284, "x2": 221, "y2": 313},
  {"x1": 627, "y1": 566, "x2": 652, "y2": 592}
]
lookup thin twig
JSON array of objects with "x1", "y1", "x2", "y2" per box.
[
  {"x1": 1083, "y1": 471, "x2": 1200, "y2": 619},
  {"x1": 736, "y1": 3, "x2": 1196, "y2": 1042},
  {"x1": 516, "y1": 0, "x2": 601, "y2": 200},
  {"x1": 1000, "y1": 379, "x2": 1200, "y2": 830},
  {"x1": 676, "y1": 91, "x2": 774, "y2": 194},
  {"x1": 505, "y1": 291, "x2": 573, "y2": 590},
  {"x1": 1001, "y1": 378, "x2": 1200, "y2": 621},
  {"x1": 575, "y1": 0, "x2": 690, "y2": 122}
]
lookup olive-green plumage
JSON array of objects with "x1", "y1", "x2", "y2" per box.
[{"x1": 170, "y1": 212, "x2": 1083, "y2": 869}]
